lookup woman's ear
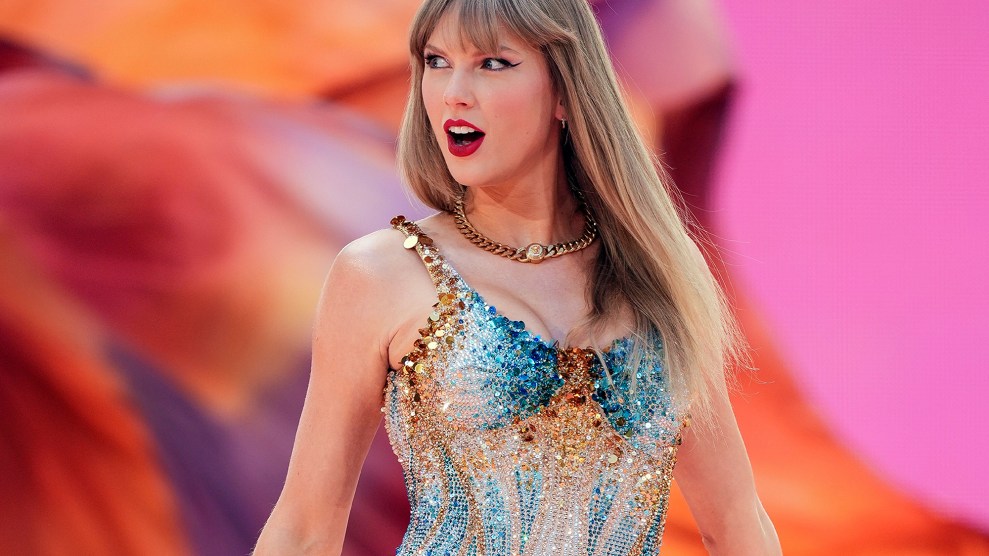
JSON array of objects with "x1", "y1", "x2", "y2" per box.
[{"x1": 555, "y1": 101, "x2": 566, "y2": 122}]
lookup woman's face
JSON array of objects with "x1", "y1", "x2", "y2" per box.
[{"x1": 421, "y1": 11, "x2": 563, "y2": 191}]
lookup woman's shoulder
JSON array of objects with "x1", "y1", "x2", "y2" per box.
[
  {"x1": 335, "y1": 222, "x2": 415, "y2": 277},
  {"x1": 321, "y1": 215, "x2": 449, "y2": 357},
  {"x1": 328, "y1": 213, "x2": 447, "y2": 295}
]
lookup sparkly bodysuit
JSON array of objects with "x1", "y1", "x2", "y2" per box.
[{"x1": 385, "y1": 216, "x2": 688, "y2": 556}]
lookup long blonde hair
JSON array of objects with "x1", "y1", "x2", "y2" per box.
[{"x1": 397, "y1": 0, "x2": 750, "y2": 428}]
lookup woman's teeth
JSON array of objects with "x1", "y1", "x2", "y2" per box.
[{"x1": 448, "y1": 126, "x2": 484, "y2": 146}]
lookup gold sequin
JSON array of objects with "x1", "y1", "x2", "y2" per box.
[{"x1": 384, "y1": 216, "x2": 686, "y2": 556}]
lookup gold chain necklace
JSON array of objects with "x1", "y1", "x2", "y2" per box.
[{"x1": 452, "y1": 188, "x2": 598, "y2": 264}]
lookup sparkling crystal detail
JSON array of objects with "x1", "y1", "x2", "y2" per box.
[{"x1": 384, "y1": 217, "x2": 689, "y2": 556}]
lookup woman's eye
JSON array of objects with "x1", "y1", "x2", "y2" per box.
[
  {"x1": 482, "y1": 58, "x2": 518, "y2": 71},
  {"x1": 424, "y1": 54, "x2": 449, "y2": 69}
]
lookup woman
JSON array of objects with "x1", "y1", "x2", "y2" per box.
[{"x1": 254, "y1": 0, "x2": 781, "y2": 553}]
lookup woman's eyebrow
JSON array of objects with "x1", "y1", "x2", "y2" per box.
[
  {"x1": 423, "y1": 43, "x2": 448, "y2": 55},
  {"x1": 424, "y1": 43, "x2": 522, "y2": 57}
]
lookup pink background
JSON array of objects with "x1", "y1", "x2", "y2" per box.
[
  {"x1": 2, "y1": 0, "x2": 988, "y2": 552},
  {"x1": 716, "y1": 0, "x2": 989, "y2": 529}
]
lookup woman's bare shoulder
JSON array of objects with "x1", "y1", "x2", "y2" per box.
[
  {"x1": 321, "y1": 218, "x2": 441, "y2": 329},
  {"x1": 336, "y1": 213, "x2": 452, "y2": 272},
  {"x1": 336, "y1": 226, "x2": 410, "y2": 273},
  {"x1": 327, "y1": 225, "x2": 420, "y2": 294}
]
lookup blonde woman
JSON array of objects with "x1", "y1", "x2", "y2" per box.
[{"x1": 255, "y1": 0, "x2": 780, "y2": 554}]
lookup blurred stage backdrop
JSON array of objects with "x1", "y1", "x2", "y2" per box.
[{"x1": 0, "y1": 0, "x2": 986, "y2": 555}]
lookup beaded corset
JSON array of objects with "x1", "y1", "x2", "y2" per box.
[{"x1": 385, "y1": 216, "x2": 688, "y2": 556}]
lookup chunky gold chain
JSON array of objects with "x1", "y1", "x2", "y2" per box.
[{"x1": 452, "y1": 189, "x2": 598, "y2": 264}]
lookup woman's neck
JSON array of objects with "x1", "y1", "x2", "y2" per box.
[{"x1": 462, "y1": 173, "x2": 586, "y2": 248}]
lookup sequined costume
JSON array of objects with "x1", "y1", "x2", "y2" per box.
[{"x1": 384, "y1": 216, "x2": 689, "y2": 556}]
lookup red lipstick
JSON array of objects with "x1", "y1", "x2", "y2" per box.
[{"x1": 444, "y1": 119, "x2": 485, "y2": 157}]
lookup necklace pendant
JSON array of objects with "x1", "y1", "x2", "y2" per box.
[
  {"x1": 524, "y1": 242, "x2": 547, "y2": 263},
  {"x1": 452, "y1": 191, "x2": 597, "y2": 264}
]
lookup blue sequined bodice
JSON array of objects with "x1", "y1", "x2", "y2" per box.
[{"x1": 384, "y1": 216, "x2": 688, "y2": 556}]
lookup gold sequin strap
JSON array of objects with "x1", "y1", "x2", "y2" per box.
[{"x1": 389, "y1": 215, "x2": 454, "y2": 294}]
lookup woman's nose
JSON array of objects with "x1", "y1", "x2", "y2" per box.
[{"x1": 442, "y1": 70, "x2": 474, "y2": 107}]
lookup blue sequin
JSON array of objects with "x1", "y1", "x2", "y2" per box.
[{"x1": 385, "y1": 217, "x2": 688, "y2": 556}]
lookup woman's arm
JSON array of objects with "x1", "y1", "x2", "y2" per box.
[
  {"x1": 253, "y1": 236, "x2": 398, "y2": 555},
  {"x1": 674, "y1": 385, "x2": 782, "y2": 555}
]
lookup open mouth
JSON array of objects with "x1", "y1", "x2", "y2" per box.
[
  {"x1": 448, "y1": 128, "x2": 485, "y2": 146},
  {"x1": 444, "y1": 120, "x2": 486, "y2": 157}
]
